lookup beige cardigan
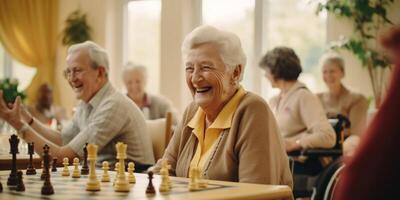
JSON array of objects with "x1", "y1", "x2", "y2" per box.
[
  {"x1": 317, "y1": 86, "x2": 369, "y2": 136},
  {"x1": 270, "y1": 82, "x2": 336, "y2": 149},
  {"x1": 153, "y1": 92, "x2": 293, "y2": 187}
]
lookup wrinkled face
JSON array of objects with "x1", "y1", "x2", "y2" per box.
[
  {"x1": 322, "y1": 62, "x2": 344, "y2": 87},
  {"x1": 123, "y1": 69, "x2": 146, "y2": 96},
  {"x1": 65, "y1": 49, "x2": 104, "y2": 103},
  {"x1": 264, "y1": 67, "x2": 279, "y2": 88},
  {"x1": 185, "y1": 43, "x2": 239, "y2": 113}
]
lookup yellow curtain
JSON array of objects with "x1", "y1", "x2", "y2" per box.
[{"x1": 0, "y1": 0, "x2": 59, "y2": 105}]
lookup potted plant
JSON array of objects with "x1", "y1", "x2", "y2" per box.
[
  {"x1": 61, "y1": 9, "x2": 92, "y2": 47},
  {"x1": 316, "y1": 0, "x2": 395, "y2": 107}
]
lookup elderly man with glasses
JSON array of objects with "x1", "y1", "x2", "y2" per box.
[{"x1": 0, "y1": 41, "x2": 155, "y2": 171}]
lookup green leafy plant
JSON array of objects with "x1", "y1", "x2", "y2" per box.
[
  {"x1": 316, "y1": 0, "x2": 395, "y2": 106},
  {"x1": 0, "y1": 78, "x2": 26, "y2": 103},
  {"x1": 61, "y1": 10, "x2": 92, "y2": 46}
]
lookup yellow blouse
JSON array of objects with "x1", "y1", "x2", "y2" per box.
[{"x1": 188, "y1": 86, "x2": 247, "y2": 173}]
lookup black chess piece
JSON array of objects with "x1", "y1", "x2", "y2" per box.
[
  {"x1": 7, "y1": 134, "x2": 19, "y2": 186},
  {"x1": 26, "y1": 142, "x2": 36, "y2": 175},
  {"x1": 0, "y1": 179, "x2": 3, "y2": 192},
  {"x1": 16, "y1": 171, "x2": 25, "y2": 192},
  {"x1": 51, "y1": 157, "x2": 58, "y2": 172},
  {"x1": 81, "y1": 143, "x2": 89, "y2": 175},
  {"x1": 41, "y1": 145, "x2": 54, "y2": 195},
  {"x1": 146, "y1": 171, "x2": 156, "y2": 194}
]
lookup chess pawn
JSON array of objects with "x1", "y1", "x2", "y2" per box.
[
  {"x1": 51, "y1": 158, "x2": 58, "y2": 172},
  {"x1": 145, "y1": 171, "x2": 155, "y2": 194},
  {"x1": 113, "y1": 162, "x2": 120, "y2": 185},
  {"x1": 62, "y1": 158, "x2": 70, "y2": 176},
  {"x1": 127, "y1": 162, "x2": 136, "y2": 184},
  {"x1": 72, "y1": 158, "x2": 81, "y2": 178},
  {"x1": 16, "y1": 171, "x2": 25, "y2": 192},
  {"x1": 159, "y1": 167, "x2": 170, "y2": 193},
  {"x1": 188, "y1": 167, "x2": 199, "y2": 191},
  {"x1": 101, "y1": 161, "x2": 110, "y2": 182}
]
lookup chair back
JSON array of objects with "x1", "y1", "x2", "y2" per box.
[{"x1": 146, "y1": 112, "x2": 173, "y2": 160}]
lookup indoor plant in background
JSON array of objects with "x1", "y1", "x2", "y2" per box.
[
  {"x1": 315, "y1": 0, "x2": 395, "y2": 107},
  {"x1": 61, "y1": 9, "x2": 92, "y2": 46}
]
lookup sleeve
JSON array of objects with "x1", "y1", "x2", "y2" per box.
[
  {"x1": 297, "y1": 91, "x2": 336, "y2": 149},
  {"x1": 61, "y1": 113, "x2": 80, "y2": 145},
  {"x1": 66, "y1": 100, "x2": 127, "y2": 157},
  {"x1": 235, "y1": 98, "x2": 293, "y2": 187},
  {"x1": 348, "y1": 95, "x2": 369, "y2": 136}
]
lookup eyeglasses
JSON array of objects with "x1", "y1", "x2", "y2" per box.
[{"x1": 63, "y1": 67, "x2": 84, "y2": 79}]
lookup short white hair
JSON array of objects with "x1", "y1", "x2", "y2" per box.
[
  {"x1": 67, "y1": 41, "x2": 109, "y2": 75},
  {"x1": 122, "y1": 62, "x2": 147, "y2": 78},
  {"x1": 181, "y1": 25, "x2": 247, "y2": 81}
]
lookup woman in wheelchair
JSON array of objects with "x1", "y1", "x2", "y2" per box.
[
  {"x1": 317, "y1": 53, "x2": 369, "y2": 156},
  {"x1": 259, "y1": 47, "x2": 336, "y2": 173}
]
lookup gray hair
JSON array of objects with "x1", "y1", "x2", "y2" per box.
[
  {"x1": 321, "y1": 53, "x2": 345, "y2": 73},
  {"x1": 122, "y1": 62, "x2": 147, "y2": 79},
  {"x1": 181, "y1": 25, "x2": 247, "y2": 81},
  {"x1": 67, "y1": 41, "x2": 110, "y2": 75}
]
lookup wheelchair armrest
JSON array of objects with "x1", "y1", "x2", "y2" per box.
[{"x1": 288, "y1": 148, "x2": 342, "y2": 157}]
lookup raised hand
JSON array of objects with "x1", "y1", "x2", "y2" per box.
[{"x1": 0, "y1": 90, "x2": 23, "y2": 130}]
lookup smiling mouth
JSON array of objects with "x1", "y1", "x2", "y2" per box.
[{"x1": 196, "y1": 87, "x2": 212, "y2": 93}]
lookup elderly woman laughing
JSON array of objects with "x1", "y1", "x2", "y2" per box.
[{"x1": 153, "y1": 25, "x2": 292, "y2": 187}]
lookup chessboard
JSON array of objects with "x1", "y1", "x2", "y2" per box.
[{"x1": 0, "y1": 168, "x2": 293, "y2": 200}]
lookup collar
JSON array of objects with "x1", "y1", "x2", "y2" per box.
[
  {"x1": 86, "y1": 82, "x2": 113, "y2": 109},
  {"x1": 188, "y1": 86, "x2": 247, "y2": 130}
]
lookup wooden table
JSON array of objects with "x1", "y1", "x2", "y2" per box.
[
  {"x1": 0, "y1": 153, "x2": 41, "y2": 170},
  {"x1": 0, "y1": 168, "x2": 293, "y2": 200}
]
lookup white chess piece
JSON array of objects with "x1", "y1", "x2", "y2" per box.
[
  {"x1": 161, "y1": 159, "x2": 172, "y2": 188},
  {"x1": 188, "y1": 166, "x2": 199, "y2": 191},
  {"x1": 62, "y1": 157, "x2": 70, "y2": 176},
  {"x1": 86, "y1": 144, "x2": 100, "y2": 191},
  {"x1": 159, "y1": 166, "x2": 170, "y2": 192},
  {"x1": 114, "y1": 142, "x2": 130, "y2": 192},
  {"x1": 113, "y1": 162, "x2": 120, "y2": 185},
  {"x1": 127, "y1": 162, "x2": 136, "y2": 183},
  {"x1": 101, "y1": 161, "x2": 110, "y2": 182},
  {"x1": 72, "y1": 157, "x2": 81, "y2": 178}
]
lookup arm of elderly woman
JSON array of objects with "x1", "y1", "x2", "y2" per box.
[{"x1": 295, "y1": 91, "x2": 336, "y2": 149}]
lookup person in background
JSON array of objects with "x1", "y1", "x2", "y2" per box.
[
  {"x1": 152, "y1": 25, "x2": 292, "y2": 186},
  {"x1": 259, "y1": 46, "x2": 336, "y2": 175},
  {"x1": 122, "y1": 63, "x2": 177, "y2": 124},
  {"x1": 317, "y1": 54, "x2": 369, "y2": 155},
  {"x1": 27, "y1": 83, "x2": 68, "y2": 128},
  {"x1": 334, "y1": 26, "x2": 400, "y2": 200}
]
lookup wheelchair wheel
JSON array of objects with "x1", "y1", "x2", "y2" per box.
[{"x1": 311, "y1": 158, "x2": 344, "y2": 200}]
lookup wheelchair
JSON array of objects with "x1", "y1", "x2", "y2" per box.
[{"x1": 288, "y1": 114, "x2": 350, "y2": 200}]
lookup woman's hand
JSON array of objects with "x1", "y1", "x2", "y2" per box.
[
  {"x1": 0, "y1": 91, "x2": 23, "y2": 130},
  {"x1": 285, "y1": 138, "x2": 302, "y2": 152}
]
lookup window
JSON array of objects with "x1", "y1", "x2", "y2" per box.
[
  {"x1": 124, "y1": 0, "x2": 161, "y2": 94},
  {"x1": 202, "y1": 0, "x2": 256, "y2": 91},
  {"x1": 0, "y1": 43, "x2": 36, "y2": 90},
  {"x1": 261, "y1": 0, "x2": 327, "y2": 99}
]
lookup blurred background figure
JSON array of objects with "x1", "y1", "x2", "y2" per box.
[
  {"x1": 317, "y1": 54, "x2": 369, "y2": 155},
  {"x1": 122, "y1": 62, "x2": 177, "y2": 123},
  {"x1": 27, "y1": 83, "x2": 67, "y2": 128}
]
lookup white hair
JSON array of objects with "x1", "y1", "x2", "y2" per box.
[
  {"x1": 67, "y1": 41, "x2": 110, "y2": 75},
  {"x1": 181, "y1": 25, "x2": 247, "y2": 81},
  {"x1": 320, "y1": 52, "x2": 345, "y2": 73},
  {"x1": 122, "y1": 62, "x2": 147, "y2": 78}
]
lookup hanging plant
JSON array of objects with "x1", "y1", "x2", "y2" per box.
[{"x1": 61, "y1": 10, "x2": 92, "y2": 46}]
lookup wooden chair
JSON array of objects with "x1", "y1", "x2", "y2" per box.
[{"x1": 146, "y1": 112, "x2": 173, "y2": 161}]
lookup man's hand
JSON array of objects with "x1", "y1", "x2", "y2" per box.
[{"x1": 0, "y1": 91, "x2": 23, "y2": 130}]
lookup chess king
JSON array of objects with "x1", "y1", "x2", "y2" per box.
[{"x1": 0, "y1": 41, "x2": 155, "y2": 169}]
